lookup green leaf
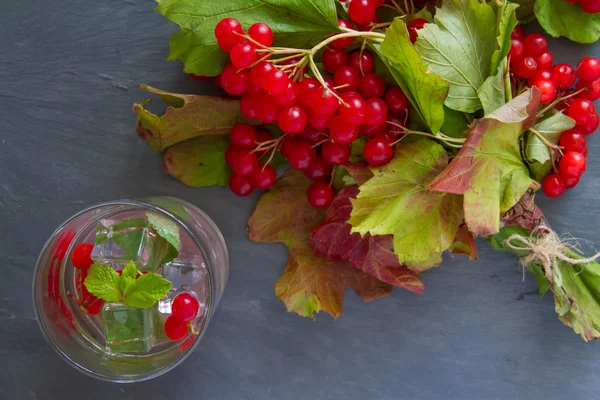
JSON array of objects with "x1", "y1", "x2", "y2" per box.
[
  {"x1": 441, "y1": 107, "x2": 469, "y2": 138},
  {"x1": 527, "y1": 159, "x2": 553, "y2": 182},
  {"x1": 525, "y1": 111, "x2": 576, "y2": 164},
  {"x1": 486, "y1": 225, "x2": 532, "y2": 257},
  {"x1": 377, "y1": 20, "x2": 448, "y2": 133},
  {"x1": 491, "y1": 2, "x2": 519, "y2": 76},
  {"x1": 511, "y1": 0, "x2": 536, "y2": 23},
  {"x1": 122, "y1": 261, "x2": 138, "y2": 280},
  {"x1": 146, "y1": 212, "x2": 180, "y2": 257},
  {"x1": 528, "y1": 263, "x2": 550, "y2": 297},
  {"x1": 429, "y1": 89, "x2": 540, "y2": 236},
  {"x1": 415, "y1": 0, "x2": 497, "y2": 113},
  {"x1": 164, "y1": 136, "x2": 231, "y2": 187},
  {"x1": 84, "y1": 264, "x2": 122, "y2": 303},
  {"x1": 134, "y1": 85, "x2": 251, "y2": 153},
  {"x1": 122, "y1": 273, "x2": 172, "y2": 309},
  {"x1": 535, "y1": 0, "x2": 600, "y2": 44},
  {"x1": 349, "y1": 139, "x2": 464, "y2": 265},
  {"x1": 157, "y1": 0, "x2": 339, "y2": 76},
  {"x1": 478, "y1": 60, "x2": 508, "y2": 115}
]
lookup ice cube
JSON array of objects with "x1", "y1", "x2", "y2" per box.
[
  {"x1": 160, "y1": 259, "x2": 207, "y2": 288},
  {"x1": 102, "y1": 303, "x2": 154, "y2": 353},
  {"x1": 91, "y1": 219, "x2": 148, "y2": 268}
]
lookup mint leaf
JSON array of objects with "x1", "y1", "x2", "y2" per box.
[
  {"x1": 146, "y1": 212, "x2": 180, "y2": 256},
  {"x1": 415, "y1": 0, "x2": 497, "y2": 113},
  {"x1": 84, "y1": 264, "x2": 122, "y2": 303},
  {"x1": 122, "y1": 273, "x2": 172, "y2": 309},
  {"x1": 377, "y1": 20, "x2": 448, "y2": 133},
  {"x1": 535, "y1": 0, "x2": 600, "y2": 44},
  {"x1": 121, "y1": 261, "x2": 138, "y2": 280},
  {"x1": 157, "y1": 0, "x2": 339, "y2": 76}
]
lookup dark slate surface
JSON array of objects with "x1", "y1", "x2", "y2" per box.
[{"x1": 1, "y1": 1, "x2": 600, "y2": 399}]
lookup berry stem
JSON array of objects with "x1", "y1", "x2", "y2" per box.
[
  {"x1": 529, "y1": 128, "x2": 563, "y2": 153},
  {"x1": 536, "y1": 87, "x2": 587, "y2": 118},
  {"x1": 386, "y1": 120, "x2": 466, "y2": 148}
]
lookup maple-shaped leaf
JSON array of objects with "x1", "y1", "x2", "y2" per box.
[
  {"x1": 342, "y1": 162, "x2": 374, "y2": 186},
  {"x1": 449, "y1": 224, "x2": 478, "y2": 260},
  {"x1": 349, "y1": 139, "x2": 464, "y2": 265},
  {"x1": 429, "y1": 88, "x2": 540, "y2": 236},
  {"x1": 311, "y1": 186, "x2": 425, "y2": 294},
  {"x1": 248, "y1": 170, "x2": 391, "y2": 319},
  {"x1": 133, "y1": 85, "x2": 251, "y2": 153}
]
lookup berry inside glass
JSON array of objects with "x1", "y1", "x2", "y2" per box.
[{"x1": 32, "y1": 197, "x2": 229, "y2": 382}]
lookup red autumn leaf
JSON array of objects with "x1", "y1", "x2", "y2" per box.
[
  {"x1": 342, "y1": 162, "x2": 373, "y2": 186},
  {"x1": 449, "y1": 224, "x2": 478, "y2": 260},
  {"x1": 310, "y1": 186, "x2": 424, "y2": 294}
]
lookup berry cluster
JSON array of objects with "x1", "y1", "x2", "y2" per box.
[
  {"x1": 215, "y1": 18, "x2": 411, "y2": 208},
  {"x1": 164, "y1": 293, "x2": 200, "y2": 341},
  {"x1": 71, "y1": 243, "x2": 104, "y2": 316},
  {"x1": 564, "y1": 0, "x2": 600, "y2": 14},
  {"x1": 509, "y1": 27, "x2": 599, "y2": 197}
]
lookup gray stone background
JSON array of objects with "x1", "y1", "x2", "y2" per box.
[{"x1": 1, "y1": 0, "x2": 599, "y2": 399}]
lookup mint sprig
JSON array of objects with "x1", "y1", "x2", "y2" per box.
[{"x1": 84, "y1": 262, "x2": 172, "y2": 308}]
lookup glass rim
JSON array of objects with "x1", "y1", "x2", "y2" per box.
[{"x1": 32, "y1": 197, "x2": 218, "y2": 383}]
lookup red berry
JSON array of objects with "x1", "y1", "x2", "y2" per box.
[
  {"x1": 172, "y1": 293, "x2": 200, "y2": 322},
  {"x1": 348, "y1": 0, "x2": 376, "y2": 25},
  {"x1": 339, "y1": 91, "x2": 366, "y2": 126},
  {"x1": 240, "y1": 93, "x2": 259, "y2": 120},
  {"x1": 215, "y1": 18, "x2": 245, "y2": 52},
  {"x1": 297, "y1": 129, "x2": 324, "y2": 145},
  {"x1": 250, "y1": 164, "x2": 277, "y2": 190},
  {"x1": 364, "y1": 98, "x2": 388, "y2": 126},
  {"x1": 71, "y1": 243, "x2": 94, "y2": 269},
  {"x1": 334, "y1": 66, "x2": 360, "y2": 92},
  {"x1": 278, "y1": 106, "x2": 308, "y2": 134},
  {"x1": 297, "y1": 78, "x2": 320, "y2": 107},
  {"x1": 542, "y1": 174, "x2": 565, "y2": 198},
  {"x1": 164, "y1": 316, "x2": 189, "y2": 341},
  {"x1": 322, "y1": 47, "x2": 349, "y2": 74},
  {"x1": 581, "y1": 0, "x2": 600, "y2": 13},
  {"x1": 263, "y1": 69, "x2": 289, "y2": 95},
  {"x1": 229, "y1": 124, "x2": 257, "y2": 149},
  {"x1": 321, "y1": 140, "x2": 351, "y2": 165},
  {"x1": 332, "y1": 19, "x2": 355, "y2": 48},
  {"x1": 364, "y1": 137, "x2": 393, "y2": 166},
  {"x1": 512, "y1": 56, "x2": 538, "y2": 78},
  {"x1": 522, "y1": 33, "x2": 547, "y2": 57},
  {"x1": 287, "y1": 142, "x2": 317, "y2": 171},
  {"x1": 310, "y1": 87, "x2": 339, "y2": 116},
  {"x1": 384, "y1": 88, "x2": 410, "y2": 116},
  {"x1": 581, "y1": 112, "x2": 599, "y2": 134},
  {"x1": 567, "y1": 98, "x2": 596, "y2": 128},
  {"x1": 225, "y1": 146, "x2": 241, "y2": 166},
  {"x1": 250, "y1": 61, "x2": 274, "y2": 87},
  {"x1": 306, "y1": 181, "x2": 334, "y2": 208},
  {"x1": 511, "y1": 26, "x2": 526, "y2": 39},
  {"x1": 229, "y1": 174, "x2": 254, "y2": 196},
  {"x1": 304, "y1": 157, "x2": 332, "y2": 181},
  {"x1": 348, "y1": 51, "x2": 375, "y2": 75},
  {"x1": 527, "y1": 69, "x2": 551, "y2": 87},
  {"x1": 509, "y1": 38, "x2": 524, "y2": 60},
  {"x1": 577, "y1": 57, "x2": 600, "y2": 82},
  {"x1": 230, "y1": 149, "x2": 258, "y2": 177},
  {"x1": 551, "y1": 64, "x2": 576, "y2": 89},
  {"x1": 329, "y1": 115, "x2": 360, "y2": 144},
  {"x1": 359, "y1": 73, "x2": 386, "y2": 99},
  {"x1": 230, "y1": 42, "x2": 257, "y2": 69},
  {"x1": 360, "y1": 122, "x2": 387, "y2": 137},
  {"x1": 307, "y1": 110, "x2": 333, "y2": 130},
  {"x1": 558, "y1": 151, "x2": 587, "y2": 179},
  {"x1": 407, "y1": 18, "x2": 428, "y2": 43},
  {"x1": 84, "y1": 298, "x2": 104, "y2": 316},
  {"x1": 273, "y1": 81, "x2": 299, "y2": 107},
  {"x1": 530, "y1": 77, "x2": 557, "y2": 104},
  {"x1": 576, "y1": 79, "x2": 600, "y2": 101},
  {"x1": 535, "y1": 52, "x2": 553, "y2": 71},
  {"x1": 279, "y1": 137, "x2": 296, "y2": 158},
  {"x1": 256, "y1": 93, "x2": 280, "y2": 123},
  {"x1": 221, "y1": 63, "x2": 250, "y2": 95},
  {"x1": 560, "y1": 129, "x2": 587, "y2": 153},
  {"x1": 213, "y1": 74, "x2": 223, "y2": 89},
  {"x1": 564, "y1": 175, "x2": 580, "y2": 189},
  {"x1": 248, "y1": 23, "x2": 274, "y2": 47}
]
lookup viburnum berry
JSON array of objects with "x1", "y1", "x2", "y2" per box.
[
  {"x1": 339, "y1": 91, "x2": 366, "y2": 126},
  {"x1": 321, "y1": 140, "x2": 350, "y2": 165},
  {"x1": 230, "y1": 149, "x2": 258, "y2": 177},
  {"x1": 273, "y1": 81, "x2": 299, "y2": 107},
  {"x1": 165, "y1": 315, "x2": 189, "y2": 341},
  {"x1": 213, "y1": 74, "x2": 223, "y2": 89},
  {"x1": 278, "y1": 106, "x2": 308, "y2": 134},
  {"x1": 535, "y1": 52, "x2": 553, "y2": 71},
  {"x1": 240, "y1": 94, "x2": 259, "y2": 120},
  {"x1": 581, "y1": 112, "x2": 600, "y2": 134},
  {"x1": 71, "y1": 243, "x2": 94, "y2": 269},
  {"x1": 297, "y1": 129, "x2": 323, "y2": 145},
  {"x1": 253, "y1": 131, "x2": 272, "y2": 157},
  {"x1": 512, "y1": 56, "x2": 538, "y2": 78},
  {"x1": 287, "y1": 142, "x2": 317, "y2": 171},
  {"x1": 581, "y1": 0, "x2": 600, "y2": 13},
  {"x1": 256, "y1": 93, "x2": 280, "y2": 123},
  {"x1": 221, "y1": 63, "x2": 250, "y2": 95},
  {"x1": 306, "y1": 181, "x2": 334, "y2": 208},
  {"x1": 229, "y1": 124, "x2": 257, "y2": 149},
  {"x1": 576, "y1": 79, "x2": 600, "y2": 101},
  {"x1": 384, "y1": 88, "x2": 410, "y2": 116},
  {"x1": 304, "y1": 156, "x2": 332, "y2": 181},
  {"x1": 542, "y1": 174, "x2": 566, "y2": 198},
  {"x1": 334, "y1": 66, "x2": 360, "y2": 92},
  {"x1": 171, "y1": 293, "x2": 200, "y2": 322},
  {"x1": 359, "y1": 73, "x2": 386, "y2": 99},
  {"x1": 522, "y1": 33, "x2": 548, "y2": 57},
  {"x1": 263, "y1": 68, "x2": 290, "y2": 95},
  {"x1": 230, "y1": 42, "x2": 257, "y2": 69},
  {"x1": 364, "y1": 98, "x2": 388, "y2": 126},
  {"x1": 250, "y1": 164, "x2": 277, "y2": 190},
  {"x1": 310, "y1": 87, "x2": 339, "y2": 116},
  {"x1": 248, "y1": 22, "x2": 274, "y2": 47},
  {"x1": 560, "y1": 129, "x2": 587, "y2": 153},
  {"x1": 348, "y1": 51, "x2": 375, "y2": 75},
  {"x1": 564, "y1": 175, "x2": 580, "y2": 189},
  {"x1": 527, "y1": 69, "x2": 551, "y2": 87},
  {"x1": 551, "y1": 64, "x2": 576, "y2": 89},
  {"x1": 567, "y1": 98, "x2": 596, "y2": 128},
  {"x1": 360, "y1": 122, "x2": 386, "y2": 137},
  {"x1": 407, "y1": 18, "x2": 428, "y2": 43},
  {"x1": 297, "y1": 78, "x2": 320, "y2": 107},
  {"x1": 84, "y1": 298, "x2": 105, "y2": 316},
  {"x1": 348, "y1": 0, "x2": 376, "y2": 25},
  {"x1": 229, "y1": 173, "x2": 254, "y2": 196},
  {"x1": 307, "y1": 110, "x2": 333, "y2": 130},
  {"x1": 511, "y1": 26, "x2": 526, "y2": 39},
  {"x1": 509, "y1": 38, "x2": 524, "y2": 60},
  {"x1": 577, "y1": 57, "x2": 600, "y2": 82},
  {"x1": 530, "y1": 77, "x2": 557, "y2": 104},
  {"x1": 322, "y1": 47, "x2": 349, "y2": 74},
  {"x1": 332, "y1": 19, "x2": 355, "y2": 48},
  {"x1": 364, "y1": 137, "x2": 393, "y2": 166},
  {"x1": 559, "y1": 151, "x2": 587, "y2": 179},
  {"x1": 329, "y1": 115, "x2": 360, "y2": 144},
  {"x1": 279, "y1": 137, "x2": 296, "y2": 158},
  {"x1": 215, "y1": 18, "x2": 245, "y2": 52},
  {"x1": 250, "y1": 61, "x2": 274, "y2": 87}
]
